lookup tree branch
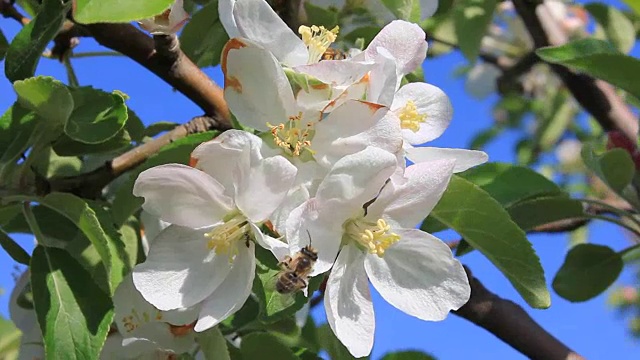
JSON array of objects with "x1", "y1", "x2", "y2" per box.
[
  {"x1": 454, "y1": 266, "x2": 585, "y2": 360},
  {"x1": 81, "y1": 23, "x2": 231, "y2": 124},
  {"x1": 45, "y1": 115, "x2": 225, "y2": 198},
  {"x1": 512, "y1": 0, "x2": 638, "y2": 142},
  {"x1": 0, "y1": 1, "x2": 30, "y2": 26}
]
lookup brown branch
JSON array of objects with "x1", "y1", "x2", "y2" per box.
[
  {"x1": 512, "y1": 0, "x2": 638, "y2": 142},
  {"x1": 80, "y1": 23, "x2": 230, "y2": 124},
  {"x1": 0, "y1": 1, "x2": 30, "y2": 26},
  {"x1": 496, "y1": 51, "x2": 540, "y2": 94},
  {"x1": 455, "y1": 266, "x2": 585, "y2": 360},
  {"x1": 44, "y1": 115, "x2": 226, "y2": 198}
]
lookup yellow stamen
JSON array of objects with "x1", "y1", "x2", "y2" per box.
[
  {"x1": 121, "y1": 308, "x2": 162, "y2": 334},
  {"x1": 397, "y1": 100, "x2": 426, "y2": 132},
  {"x1": 204, "y1": 216, "x2": 249, "y2": 262},
  {"x1": 267, "y1": 112, "x2": 315, "y2": 157},
  {"x1": 299, "y1": 25, "x2": 340, "y2": 64},
  {"x1": 354, "y1": 219, "x2": 400, "y2": 257}
]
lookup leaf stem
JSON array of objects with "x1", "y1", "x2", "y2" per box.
[
  {"x1": 63, "y1": 56, "x2": 80, "y2": 87},
  {"x1": 577, "y1": 198, "x2": 640, "y2": 229},
  {"x1": 22, "y1": 201, "x2": 45, "y2": 244},
  {"x1": 70, "y1": 51, "x2": 123, "y2": 59}
]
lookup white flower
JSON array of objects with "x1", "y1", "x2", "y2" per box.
[
  {"x1": 112, "y1": 274, "x2": 198, "y2": 357},
  {"x1": 140, "y1": 210, "x2": 170, "y2": 256},
  {"x1": 132, "y1": 132, "x2": 296, "y2": 332},
  {"x1": 138, "y1": 0, "x2": 189, "y2": 35},
  {"x1": 10, "y1": 271, "x2": 45, "y2": 360},
  {"x1": 288, "y1": 154, "x2": 471, "y2": 357},
  {"x1": 465, "y1": 62, "x2": 501, "y2": 99}
]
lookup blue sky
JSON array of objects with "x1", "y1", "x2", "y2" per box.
[{"x1": 1, "y1": 1, "x2": 639, "y2": 358}]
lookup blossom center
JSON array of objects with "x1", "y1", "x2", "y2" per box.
[
  {"x1": 299, "y1": 25, "x2": 340, "y2": 64},
  {"x1": 267, "y1": 112, "x2": 315, "y2": 157},
  {"x1": 204, "y1": 214, "x2": 249, "y2": 261},
  {"x1": 397, "y1": 100, "x2": 426, "y2": 132},
  {"x1": 346, "y1": 218, "x2": 400, "y2": 257},
  {"x1": 121, "y1": 308, "x2": 162, "y2": 333}
]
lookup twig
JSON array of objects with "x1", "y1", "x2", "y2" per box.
[
  {"x1": 0, "y1": 1, "x2": 30, "y2": 26},
  {"x1": 45, "y1": 115, "x2": 226, "y2": 198},
  {"x1": 80, "y1": 23, "x2": 231, "y2": 124},
  {"x1": 454, "y1": 266, "x2": 586, "y2": 360},
  {"x1": 429, "y1": 36, "x2": 515, "y2": 71},
  {"x1": 511, "y1": 0, "x2": 639, "y2": 142},
  {"x1": 496, "y1": 52, "x2": 540, "y2": 94}
]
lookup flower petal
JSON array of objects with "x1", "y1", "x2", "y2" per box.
[
  {"x1": 367, "y1": 47, "x2": 398, "y2": 106},
  {"x1": 223, "y1": 42, "x2": 296, "y2": 131},
  {"x1": 465, "y1": 63, "x2": 501, "y2": 99},
  {"x1": 392, "y1": 82, "x2": 453, "y2": 145},
  {"x1": 366, "y1": 20, "x2": 428, "y2": 76},
  {"x1": 249, "y1": 221, "x2": 289, "y2": 261},
  {"x1": 231, "y1": 0, "x2": 308, "y2": 66},
  {"x1": 219, "y1": 0, "x2": 240, "y2": 38},
  {"x1": 420, "y1": 0, "x2": 439, "y2": 19},
  {"x1": 286, "y1": 198, "x2": 343, "y2": 276},
  {"x1": 295, "y1": 60, "x2": 374, "y2": 87},
  {"x1": 132, "y1": 225, "x2": 232, "y2": 311},
  {"x1": 133, "y1": 164, "x2": 233, "y2": 229},
  {"x1": 195, "y1": 242, "x2": 256, "y2": 332},
  {"x1": 235, "y1": 155, "x2": 297, "y2": 223},
  {"x1": 366, "y1": 159, "x2": 455, "y2": 229},
  {"x1": 191, "y1": 130, "x2": 263, "y2": 191},
  {"x1": 405, "y1": 147, "x2": 489, "y2": 173},
  {"x1": 312, "y1": 101, "x2": 403, "y2": 168},
  {"x1": 325, "y1": 243, "x2": 374, "y2": 358},
  {"x1": 364, "y1": 228, "x2": 470, "y2": 321}
]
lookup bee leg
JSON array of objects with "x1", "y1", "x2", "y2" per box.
[{"x1": 278, "y1": 256, "x2": 292, "y2": 270}]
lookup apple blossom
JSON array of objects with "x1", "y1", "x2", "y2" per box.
[
  {"x1": 10, "y1": 271, "x2": 44, "y2": 360},
  {"x1": 288, "y1": 152, "x2": 473, "y2": 357},
  {"x1": 138, "y1": 0, "x2": 189, "y2": 35},
  {"x1": 132, "y1": 131, "x2": 296, "y2": 332}
]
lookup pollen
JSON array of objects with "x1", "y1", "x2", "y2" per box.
[
  {"x1": 355, "y1": 219, "x2": 400, "y2": 257},
  {"x1": 267, "y1": 112, "x2": 315, "y2": 157},
  {"x1": 397, "y1": 100, "x2": 426, "y2": 132},
  {"x1": 204, "y1": 216, "x2": 249, "y2": 261},
  {"x1": 121, "y1": 308, "x2": 161, "y2": 333},
  {"x1": 299, "y1": 25, "x2": 340, "y2": 64}
]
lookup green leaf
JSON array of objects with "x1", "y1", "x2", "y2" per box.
[
  {"x1": 581, "y1": 144, "x2": 635, "y2": 198},
  {"x1": 197, "y1": 327, "x2": 230, "y2": 360},
  {"x1": 380, "y1": 0, "x2": 418, "y2": 21},
  {"x1": 460, "y1": 163, "x2": 565, "y2": 207},
  {"x1": 507, "y1": 197, "x2": 585, "y2": 231},
  {"x1": 317, "y1": 324, "x2": 362, "y2": 360},
  {"x1": 304, "y1": 2, "x2": 339, "y2": 27},
  {"x1": 0, "y1": 228, "x2": 30, "y2": 265},
  {"x1": 125, "y1": 109, "x2": 145, "y2": 143},
  {"x1": 585, "y1": 3, "x2": 636, "y2": 53},
  {"x1": 32, "y1": 148, "x2": 83, "y2": 178},
  {"x1": 52, "y1": 129, "x2": 132, "y2": 156},
  {"x1": 381, "y1": 350, "x2": 436, "y2": 360},
  {"x1": 111, "y1": 131, "x2": 218, "y2": 226},
  {"x1": 144, "y1": 121, "x2": 180, "y2": 138},
  {"x1": 553, "y1": 244, "x2": 623, "y2": 302},
  {"x1": 73, "y1": 0, "x2": 175, "y2": 23},
  {"x1": 0, "y1": 104, "x2": 37, "y2": 179},
  {"x1": 252, "y1": 245, "x2": 322, "y2": 323},
  {"x1": 241, "y1": 333, "x2": 297, "y2": 360},
  {"x1": 623, "y1": 0, "x2": 640, "y2": 14},
  {"x1": 429, "y1": 176, "x2": 550, "y2": 308},
  {"x1": 4, "y1": 0, "x2": 68, "y2": 82},
  {"x1": 13, "y1": 76, "x2": 74, "y2": 127},
  {"x1": 64, "y1": 87, "x2": 128, "y2": 144},
  {"x1": 0, "y1": 30, "x2": 8, "y2": 61},
  {"x1": 30, "y1": 246, "x2": 113, "y2": 360},
  {"x1": 0, "y1": 316, "x2": 21, "y2": 360},
  {"x1": 536, "y1": 39, "x2": 640, "y2": 100},
  {"x1": 454, "y1": 0, "x2": 497, "y2": 62},
  {"x1": 180, "y1": 0, "x2": 229, "y2": 68}
]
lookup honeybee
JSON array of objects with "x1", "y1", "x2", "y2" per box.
[
  {"x1": 321, "y1": 47, "x2": 348, "y2": 61},
  {"x1": 275, "y1": 244, "x2": 318, "y2": 294}
]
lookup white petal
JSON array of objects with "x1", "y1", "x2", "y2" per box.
[
  {"x1": 269, "y1": 184, "x2": 312, "y2": 236},
  {"x1": 132, "y1": 225, "x2": 232, "y2": 311},
  {"x1": 392, "y1": 82, "x2": 453, "y2": 145},
  {"x1": 367, "y1": 47, "x2": 398, "y2": 106},
  {"x1": 315, "y1": 146, "x2": 398, "y2": 211},
  {"x1": 133, "y1": 164, "x2": 233, "y2": 229},
  {"x1": 191, "y1": 130, "x2": 263, "y2": 191},
  {"x1": 366, "y1": 159, "x2": 455, "y2": 229},
  {"x1": 286, "y1": 198, "x2": 343, "y2": 276},
  {"x1": 249, "y1": 221, "x2": 289, "y2": 261},
  {"x1": 405, "y1": 147, "x2": 489, "y2": 173},
  {"x1": 140, "y1": 210, "x2": 170, "y2": 256},
  {"x1": 222, "y1": 40, "x2": 296, "y2": 131},
  {"x1": 295, "y1": 60, "x2": 374, "y2": 87},
  {"x1": 195, "y1": 242, "x2": 256, "y2": 332},
  {"x1": 235, "y1": 155, "x2": 297, "y2": 223},
  {"x1": 420, "y1": 0, "x2": 439, "y2": 19},
  {"x1": 232, "y1": 0, "x2": 308, "y2": 66},
  {"x1": 325, "y1": 244, "x2": 374, "y2": 358},
  {"x1": 465, "y1": 63, "x2": 500, "y2": 99},
  {"x1": 313, "y1": 101, "x2": 402, "y2": 168},
  {"x1": 366, "y1": 20, "x2": 427, "y2": 76},
  {"x1": 364, "y1": 229, "x2": 470, "y2": 321},
  {"x1": 219, "y1": 0, "x2": 240, "y2": 38}
]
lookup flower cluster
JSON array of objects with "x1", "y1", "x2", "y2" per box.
[{"x1": 120, "y1": 0, "x2": 488, "y2": 357}]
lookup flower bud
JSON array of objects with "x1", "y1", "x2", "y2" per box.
[{"x1": 138, "y1": 0, "x2": 189, "y2": 35}]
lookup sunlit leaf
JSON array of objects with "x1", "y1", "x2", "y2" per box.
[
  {"x1": 586, "y1": 2, "x2": 636, "y2": 53},
  {"x1": 64, "y1": 87, "x2": 128, "y2": 144},
  {"x1": 454, "y1": 0, "x2": 497, "y2": 62},
  {"x1": 13, "y1": 76, "x2": 73, "y2": 127},
  {"x1": 197, "y1": 327, "x2": 230, "y2": 360},
  {"x1": 73, "y1": 0, "x2": 175, "y2": 23}
]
